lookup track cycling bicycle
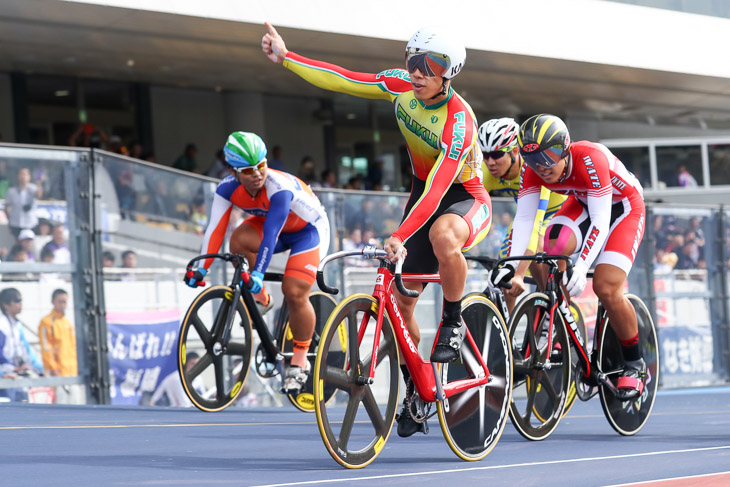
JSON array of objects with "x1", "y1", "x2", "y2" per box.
[
  {"x1": 493, "y1": 253, "x2": 659, "y2": 439},
  {"x1": 177, "y1": 253, "x2": 338, "y2": 412},
  {"x1": 313, "y1": 246, "x2": 512, "y2": 468},
  {"x1": 464, "y1": 254, "x2": 586, "y2": 440}
]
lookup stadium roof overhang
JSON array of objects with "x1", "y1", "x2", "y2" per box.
[{"x1": 3, "y1": 0, "x2": 730, "y2": 130}]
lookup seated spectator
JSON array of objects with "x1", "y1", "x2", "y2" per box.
[
  {"x1": 677, "y1": 164, "x2": 698, "y2": 188},
  {"x1": 320, "y1": 169, "x2": 337, "y2": 188},
  {"x1": 41, "y1": 224, "x2": 71, "y2": 264},
  {"x1": 172, "y1": 143, "x2": 199, "y2": 173},
  {"x1": 120, "y1": 250, "x2": 137, "y2": 281},
  {"x1": 0, "y1": 288, "x2": 43, "y2": 402},
  {"x1": 206, "y1": 150, "x2": 229, "y2": 179},
  {"x1": 297, "y1": 156, "x2": 318, "y2": 186},
  {"x1": 268, "y1": 145, "x2": 285, "y2": 171},
  {"x1": 16, "y1": 229, "x2": 36, "y2": 262},
  {"x1": 114, "y1": 165, "x2": 137, "y2": 220},
  {"x1": 102, "y1": 251, "x2": 115, "y2": 268}
]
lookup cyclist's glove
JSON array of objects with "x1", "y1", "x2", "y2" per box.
[
  {"x1": 248, "y1": 270, "x2": 264, "y2": 294},
  {"x1": 185, "y1": 267, "x2": 207, "y2": 288},
  {"x1": 564, "y1": 261, "x2": 588, "y2": 297},
  {"x1": 489, "y1": 262, "x2": 516, "y2": 289}
]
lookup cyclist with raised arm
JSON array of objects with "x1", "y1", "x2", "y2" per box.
[
  {"x1": 490, "y1": 114, "x2": 647, "y2": 400},
  {"x1": 262, "y1": 23, "x2": 491, "y2": 436},
  {"x1": 184, "y1": 131, "x2": 330, "y2": 394},
  {"x1": 477, "y1": 117, "x2": 566, "y2": 312}
]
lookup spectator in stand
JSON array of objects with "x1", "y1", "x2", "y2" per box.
[
  {"x1": 68, "y1": 123, "x2": 108, "y2": 149},
  {"x1": 655, "y1": 251, "x2": 678, "y2": 275},
  {"x1": 189, "y1": 194, "x2": 208, "y2": 235},
  {"x1": 206, "y1": 149, "x2": 229, "y2": 179},
  {"x1": 120, "y1": 250, "x2": 137, "y2": 281},
  {"x1": 677, "y1": 164, "x2": 698, "y2": 188},
  {"x1": 107, "y1": 135, "x2": 127, "y2": 155},
  {"x1": 268, "y1": 145, "x2": 285, "y2": 171},
  {"x1": 113, "y1": 165, "x2": 137, "y2": 220},
  {"x1": 38, "y1": 289, "x2": 78, "y2": 403},
  {"x1": 0, "y1": 288, "x2": 43, "y2": 402},
  {"x1": 5, "y1": 167, "x2": 42, "y2": 238},
  {"x1": 128, "y1": 141, "x2": 144, "y2": 160},
  {"x1": 297, "y1": 156, "x2": 318, "y2": 186},
  {"x1": 16, "y1": 229, "x2": 36, "y2": 262},
  {"x1": 320, "y1": 169, "x2": 337, "y2": 188},
  {"x1": 0, "y1": 159, "x2": 11, "y2": 199},
  {"x1": 676, "y1": 240, "x2": 700, "y2": 270},
  {"x1": 102, "y1": 251, "x2": 115, "y2": 268},
  {"x1": 42, "y1": 224, "x2": 71, "y2": 264},
  {"x1": 173, "y1": 143, "x2": 199, "y2": 173}
]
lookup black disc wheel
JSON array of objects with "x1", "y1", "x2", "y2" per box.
[
  {"x1": 437, "y1": 294, "x2": 512, "y2": 461},
  {"x1": 313, "y1": 294, "x2": 399, "y2": 469},
  {"x1": 598, "y1": 294, "x2": 659, "y2": 435},
  {"x1": 279, "y1": 292, "x2": 339, "y2": 412},
  {"x1": 508, "y1": 293, "x2": 571, "y2": 440},
  {"x1": 178, "y1": 286, "x2": 253, "y2": 412}
]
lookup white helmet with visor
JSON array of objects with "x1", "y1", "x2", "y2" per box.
[{"x1": 405, "y1": 26, "x2": 466, "y2": 79}]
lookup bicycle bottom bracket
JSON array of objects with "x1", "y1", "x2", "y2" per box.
[{"x1": 255, "y1": 344, "x2": 278, "y2": 378}]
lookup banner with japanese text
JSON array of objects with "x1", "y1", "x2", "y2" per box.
[{"x1": 106, "y1": 309, "x2": 180, "y2": 405}]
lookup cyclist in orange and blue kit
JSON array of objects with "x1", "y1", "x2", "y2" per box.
[
  {"x1": 185, "y1": 131, "x2": 330, "y2": 394},
  {"x1": 262, "y1": 23, "x2": 491, "y2": 436}
]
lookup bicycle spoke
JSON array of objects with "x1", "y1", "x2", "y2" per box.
[
  {"x1": 190, "y1": 314, "x2": 213, "y2": 346},
  {"x1": 361, "y1": 385, "x2": 386, "y2": 432},
  {"x1": 214, "y1": 355, "x2": 225, "y2": 396},
  {"x1": 338, "y1": 391, "x2": 363, "y2": 449},
  {"x1": 320, "y1": 364, "x2": 352, "y2": 389},
  {"x1": 346, "y1": 309, "x2": 362, "y2": 372},
  {"x1": 537, "y1": 371, "x2": 560, "y2": 405},
  {"x1": 187, "y1": 352, "x2": 213, "y2": 382}
]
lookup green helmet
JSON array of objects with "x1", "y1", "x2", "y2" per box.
[{"x1": 223, "y1": 131, "x2": 267, "y2": 168}]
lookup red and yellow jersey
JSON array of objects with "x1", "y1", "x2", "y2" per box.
[{"x1": 284, "y1": 52, "x2": 487, "y2": 243}]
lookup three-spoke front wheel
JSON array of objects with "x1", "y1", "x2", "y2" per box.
[
  {"x1": 508, "y1": 292, "x2": 571, "y2": 440},
  {"x1": 438, "y1": 294, "x2": 512, "y2": 461},
  {"x1": 313, "y1": 294, "x2": 399, "y2": 469},
  {"x1": 178, "y1": 286, "x2": 253, "y2": 412}
]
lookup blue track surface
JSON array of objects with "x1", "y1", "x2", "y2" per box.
[{"x1": 1, "y1": 387, "x2": 729, "y2": 487}]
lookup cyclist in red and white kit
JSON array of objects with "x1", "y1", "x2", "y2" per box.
[
  {"x1": 262, "y1": 23, "x2": 491, "y2": 436},
  {"x1": 490, "y1": 114, "x2": 647, "y2": 400}
]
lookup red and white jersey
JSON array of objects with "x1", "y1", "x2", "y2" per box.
[{"x1": 511, "y1": 141, "x2": 644, "y2": 268}]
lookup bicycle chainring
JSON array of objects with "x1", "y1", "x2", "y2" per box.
[{"x1": 404, "y1": 379, "x2": 431, "y2": 424}]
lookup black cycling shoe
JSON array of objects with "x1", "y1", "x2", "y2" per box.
[
  {"x1": 396, "y1": 399, "x2": 425, "y2": 438},
  {"x1": 430, "y1": 319, "x2": 466, "y2": 363}
]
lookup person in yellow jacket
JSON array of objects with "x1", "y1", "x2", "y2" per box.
[{"x1": 38, "y1": 289, "x2": 78, "y2": 402}]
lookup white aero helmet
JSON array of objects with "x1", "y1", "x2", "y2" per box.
[
  {"x1": 405, "y1": 26, "x2": 466, "y2": 79},
  {"x1": 478, "y1": 118, "x2": 520, "y2": 153}
]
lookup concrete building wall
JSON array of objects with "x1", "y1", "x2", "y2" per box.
[{"x1": 0, "y1": 73, "x2": 15, "y2": 142}]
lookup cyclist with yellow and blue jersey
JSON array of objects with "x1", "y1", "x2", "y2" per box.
[{"x1": 477, "y1": 117, "x2": 567, "y2": 311}]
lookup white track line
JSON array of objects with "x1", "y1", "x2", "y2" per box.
[
  {"x1": 601, "y1": 470, "x2": 730, "y2": 487},
  {"x1": 250, "y1": 446, "x2": 730, "y2": 487}
]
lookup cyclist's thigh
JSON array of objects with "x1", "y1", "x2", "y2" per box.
[
  {"x1": 279, "y1": 225, "x2": 323, "y2": 286},
  {"x1": 443, "y1": 198, "x2": 491, "y2": 251},
  {"x1": 594, "y1": 198, "x2": 645, "y2": 274},
  {"x1": 231, "y1": 216, "x2": 264, "y2": 252},
  {"x1": 543, "y1": 197, "x2": 588, "y2": 256}
]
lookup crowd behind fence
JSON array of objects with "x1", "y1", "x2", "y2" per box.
[{"x1": 0, "y1": 145, "x2": 728, "y2": 406}]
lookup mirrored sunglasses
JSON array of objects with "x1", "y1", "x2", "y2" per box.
[
  {"x1": 405, "y1": 48, "x2": 449, "y2": 77},
  {"x1": 484, "y1": 147, "x2": 514, "y2": 160}
]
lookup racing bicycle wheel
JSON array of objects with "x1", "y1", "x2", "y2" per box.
[
  {"x1": 535, "y1": 301, "x2": 586, "y2": 420},
  {"x1": 598, "y1": 294, "x2": 659, "y2": 435},
  {"x1": 437, "y1": 294, "x2": 512, "y2": 461},
  {"x1": 279, "y1": 292, "x2": 339, "y2": 412},
  {"x1": 508, "y1": 292, "x2": 571, "y2": 440},
  {"x1": 313, "y1": 294, "x2": 399, "y2": 469},
  {"x1": 178, "y1": 285, "x2": 253, "y2": 412}
]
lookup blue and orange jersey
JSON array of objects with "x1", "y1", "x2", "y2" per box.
[
  {"x1": 200, "y1": 169, "x2": 327, "y2": 274},
  {"x1": 284, "y1": 52, "x2": 488, "y2": 243}
]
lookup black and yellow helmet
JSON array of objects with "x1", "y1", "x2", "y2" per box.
[{"x1": 518, "y1": 114, "x2": 571, "y2": 170}]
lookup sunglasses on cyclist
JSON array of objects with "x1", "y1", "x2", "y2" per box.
[
  {"x1": 484, "y1": 147, "x2": 514, "y2": 160},
  {"x1": 232, "y1": 160, "x2": 267, "y2": 175},
  {"x1": 405, "y1": 48, "x2": 450, "y2": 77},
  {"x1": 522, "y1": 146, "x2": 566, "y2": 171}
]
